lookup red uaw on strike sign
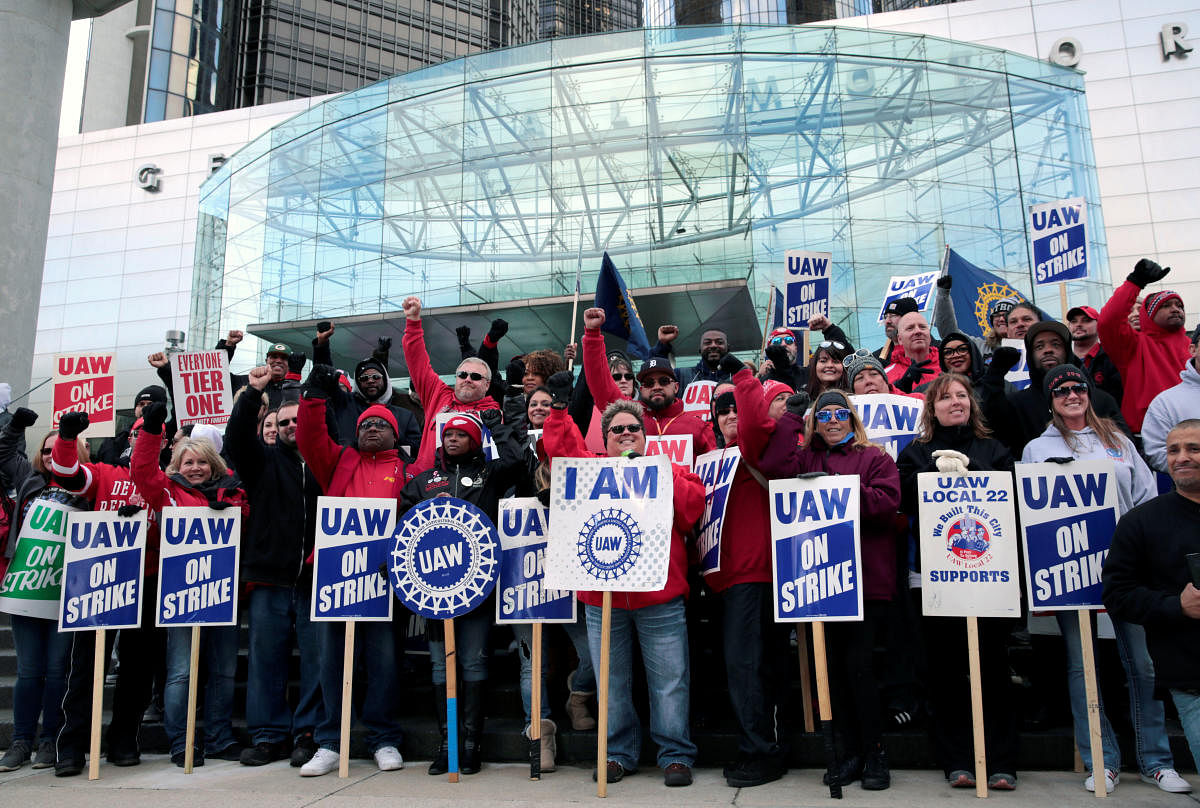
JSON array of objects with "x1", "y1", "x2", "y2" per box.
[
  {"x1": 170, "y1": 350, "x2": 233, "y2": 427},
  {"x1": 53, "y1": 353, "x2": 116, "y2": 438}
]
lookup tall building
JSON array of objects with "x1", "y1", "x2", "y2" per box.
[{"x1": 538, "y1": 0, "x2": 641, "y2": 39}]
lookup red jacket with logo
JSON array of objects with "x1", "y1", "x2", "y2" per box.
[{"x1": 297, "y1": 396, "x2": 412, "y2": 499}]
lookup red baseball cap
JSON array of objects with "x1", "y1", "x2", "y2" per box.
[{"x1": 1066, "y1": 305, "x2": 1099, "y2": 321}]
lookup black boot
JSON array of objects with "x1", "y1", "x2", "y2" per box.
[
  {"x1": 459, "y1": 680, "x2": 486, "y2": 775},
  {"x1": 427, "y1": 682, "x2": 449, "y2": 776},
  {"x1": 862, "y1": 745, "x2": 890, "y2": 790}
]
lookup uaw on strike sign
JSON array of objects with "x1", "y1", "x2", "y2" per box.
[
  {"x1": 1030, "y1": 197, "x2": 1088, "y2": 285},
  {"x1": 695, "y1": 447, "x2": 740, "y2": 575},
  {"x1": 59, "y1": 512, "x2": 147, "y2": 631},
  {"x1": 53, "y1": 353, "x2": 115, "y2": 438},
  {"x1": 781, "y1": 250, "x2": 831, "y2": 328},
  {"x1": 158, "y1": 508, "x2": 241, "y2": 626},
  {"x1": 313, "y1": 498, "x2": 396, "y2": 621},
  {"x1": 495, "y1": 499, "x2": 575, "y2": 623},
  {"x1": 850, "y1": 394, "x2": 923, "y2": 460},
  {"x1": 171, "y1": 350, "x2": 234, "y2": 427},
  {"x1": 544, "y1": 455, "x2": 673, "y2": 591}
]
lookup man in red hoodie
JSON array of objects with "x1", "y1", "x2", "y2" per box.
[
  {"x1": 1099, "y1": 259, "x2": 1191, "y2": 433},
  {"x1": 401, "y1": 296, "x2": 499, "y2": 473}
]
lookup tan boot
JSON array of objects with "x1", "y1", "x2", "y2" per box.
[
  {"x1": 540, "y1": 719, "x2": 557, "y2": 773},
  {"x1": 565, "y1": 690, "x2": 597, "y2": 730}
]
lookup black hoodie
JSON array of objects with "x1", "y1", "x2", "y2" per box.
[{"x1": 325, "y1": 357, "x2": 423, "y2": 457}]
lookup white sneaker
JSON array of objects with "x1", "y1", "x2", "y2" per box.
[
  {"x1": 373, "y1": 746, "x2": 404, "y2": 771},
  {"x1": 1141, "y1": 768, "x2": 1193, "y2": 793},
  {"x1": 1084, "y1": 769, "x2": 1118, "y2": 793},
  {"x1": 300, "y1": 748, "x2": 339, "y2": 777}
]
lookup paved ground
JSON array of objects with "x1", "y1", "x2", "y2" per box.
[{"x1": 0, "y1": 758, "x2": 1196, "y2": 807}]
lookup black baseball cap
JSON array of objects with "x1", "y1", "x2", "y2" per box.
[
  {"x1": 884, "y1": 297, "x2": 920, "y2": 317},
  {"x1": 636, "y1": 356, "x2": 676, "y2": 382}
]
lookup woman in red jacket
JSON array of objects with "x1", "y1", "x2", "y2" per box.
[{"x1": 132, "y1": 402, "x2": 247, "y2": 767}]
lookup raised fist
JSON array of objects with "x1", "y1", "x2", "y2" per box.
[
  {"x1": 315, "y1": 321, "x2": 334, "y2": 344},
  {"x1": 487, "y1": 318, "x2": 509, "y2": 343},
  {"x1": 302, "y1": 364, "x2": 340, "y2": 399},
  {"x1": 1128, "y1": 258, "x2": 1170, "y2": 289},
  {"x1": 247, "y1": 366, "x2": 271, "y2": 391},
  {"x1": 147, "y1": 351, "x2": 169, "y2": 369},
  {"x1": 785, "y1": 392, "x2": 811, "y2": 417},
  {"x1": 718, "y1": 353, "x2": 744, "y2": 377},
  {"x1": 226, "y1": 330, "x2": 244, "y2": 346},
  {"x1": 657, "y1": 325, "x2": 678, "y2": 344},
  {"x1": 546, "y1": 371, "x2": 574, "y2": 407},
  {"x1": 988, "y1": 346, "x2": 1022, "y2": 377},
  {"x1": 58, "y1": 411, "x2": 89, "y2": 441},
  {"x1": 287, "y1": 351, "x2": 307, "y2": 375},
  {"x1": 936, "y1": 275, "x2": 953, "y2": 290},
  {"x1": 376, "y1": 336, "x2": 392, "y2": 353},
  {"x1": 403, "y1": 296, "x2": 422, "y2": 321},
  {"x1": 583, "y1": 307, "x2": 606, "y2": 330},
  {"x1": 140, "y1": 402, "x2": 168, "y2": 435},
  {"x1": 807, "y1": 314, "x2": 831, "y2": 332},
  {"x1": 11, "y1": 407, "x2": 38, "y2": 430}
]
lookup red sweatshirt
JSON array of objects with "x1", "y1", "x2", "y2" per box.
[{"x1": 297, "y1": 397, "x2": 412, "y2": 499}]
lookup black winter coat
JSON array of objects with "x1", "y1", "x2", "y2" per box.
[{"x1": 399, "y1": 419, "x2": 526, "y2": 522}]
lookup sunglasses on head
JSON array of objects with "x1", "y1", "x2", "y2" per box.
[
  {"x1": 816, "y1": 340, "x2": 846, "y2": 351},
  {"x1": 608, "y1": 423, "x2": 643, "y2": 435},
  {"x1": 456, "y1": 370, "x2": 487, "y2": 381},
  {"x1": 814, "y1": 408, "x2": 852, "y2": 423},
  {"x1": 611, "y1": 372, "x2": 635, "y2": 382},
  {"x1": 1051, "y1": 383, "x2": 1089, "y2": 399},
  {"x1": 842, "y1": 348, "x2": 872, "y2": 368},
  {"x1": 769, "y1": 335, "x2": 796, "y2": 346}
]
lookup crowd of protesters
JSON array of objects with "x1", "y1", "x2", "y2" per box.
[{"x1": 0, "y1": 258, "x2": 1198, "y2": 796}]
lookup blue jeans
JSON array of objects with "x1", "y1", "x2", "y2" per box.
[
  {"x1": 429, "y1": 605, "x2": 491, "y2": 684},
  {"x1": 585, "y1": 597, "x2": 696, "y2": 770},
  {"x1": 244, "y1": 585, "x2": 323, "y2": 745},
  {"x1": 511, "y1": 612, "x2": 595, "y2": 725},
  {"x1": 314, "y1": 620, "x2": 401, "y2": 753},
  {"x1": 1169, "y1": 689, "x2": 1200, "y2": 773},
  {"x1": 1056, "y1": 612, "x2": 1173, "y2": 775},
  {"x1": 10, "y1": 613, "x2": 72, "y2": 742},
  {"x1": 164, "y1": 625, "x2": 239, "y2": 756}
]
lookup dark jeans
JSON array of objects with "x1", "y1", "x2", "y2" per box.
[
  {"x1": 923, "y1": 615, "x2": 1019, "y2": 777},
  {"x1": 825, "y1": 600, "x2": 887, "y2": 756},
  {"x1": 314, "y1": 620, "x2": 402, "y2": 754},
  {"x1": 244, "y1": 585, "x2": 322, "y2": 745},
  {"x1": 720, "y1": 582, "x2": 791, "y2": 761},
  {"x1": 10, "y1": 613, "x2": 72, "y2": 742}
]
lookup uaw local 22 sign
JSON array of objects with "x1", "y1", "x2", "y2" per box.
[
  {"x1": 918, "y1": 472, "x2": 1019, "y2": 618},
  {"x1": 1016, "y1": 461, "x2": 1118, "y2": 611},
  {"x1": 769, "y1": 476, "x2": 862, "y2": 622},
  {"x1": 158, "y1": 507, "x2": 241, "y2": 626},
  {"x1": 850, "y1": 394, "x2": 923, "y2": 460},
  {"x1": 313, "y1": 498, "x2": 396, "y2": 621},
  {"x1": 495, "y1": 499, "x2": 575, "y2": 624},
  {"x1": 59, "y1": 512, "x2": 147, "y2": 631},
  {"x1": 390, "y1": 497, "x2": 498, "y2": 620},
  {"x1": 544, "y1": 455, "x2": 673, "y2": 592}
]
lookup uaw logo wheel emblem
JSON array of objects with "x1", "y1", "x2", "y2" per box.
[
  {"x1": 947, "y1": 516, "x2": 991, "y2": 566},
  {"x1": 577, "y1": 508, "x2": 642, "y2": 581},
  {"x1": 390, "y1": 497, "x2": 498, "y2": 619}
]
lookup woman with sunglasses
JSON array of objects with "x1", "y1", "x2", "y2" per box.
[
  {"x1": 1021, "y1": 366, "x2": 1185, "y2": 794},
  {"x1": 805, "y1": 340, "x2": 853, "y2": 400},
  {"x1": 758, "y1": 390, "x2": 901, "y2": 791},
  {"x1": 896, "y1": 373, "x2": 1018, "y2": 791}
]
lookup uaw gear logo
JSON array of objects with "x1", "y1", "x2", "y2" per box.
[
  {"x1": 390, "y1": 497, "x2": 498, "y2": 619},
  {"x1": 577, "y1": 508, "x2": 643, "y2": 581},
  {"x1": 947, "y1": 516, "x2": 991, "y2": 564},
  {"x1": 973, "y1": 282, "x2": 1024, "y2": 334}
]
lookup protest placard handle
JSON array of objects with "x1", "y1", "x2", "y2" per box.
[
  {"x1": 445, "y1": 618, "x2": 459, "y2": 783},
  {"x1": 797, "y1": 624, "x2": 815, "y2": 733},
  {"x1": 597, "y1": 590, "x2": 612, "y2": 798},
  {"x1": 529, "y1": 622, "x2": 542, "y2": 780},
  {"x1": 1059, "y1": 283, "x2": 1069, "y2": 322},
  {"x1": 802, "y1": 331, "x2": 811, "y2": 368},
  {"x1": 88, "y1": 628, "x2": 105, "y2": 781},
  {"x1": 1078, "y1": 610, "x2": 1106, "y2": 798},
  {"x1": 184, "y1": 625, "x2": 201, "y2": 773},
  {"x1": 811, "y1": 621, "x2": 841, "y2": 799},
  {"x1": 761, "y1": 284, "x2": 776, "y2": 357},
  {"x1": 339, "y1": 620, "x2": 355, "y2": 779},
  {"x1": 966, "y1": 616, "x2": 988, "y2": 798}
]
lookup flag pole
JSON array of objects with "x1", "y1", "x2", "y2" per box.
[{"x1": 761, "y1": 283, "x2": 776, "y2": 357}]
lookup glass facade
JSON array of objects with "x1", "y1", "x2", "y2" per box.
[
  {"x1": 193, "y1": 24, "x2": 1109, "y2": 363},
  {"x1": 144, "y1": 0, "x2": 240, "y2": 122},
  {"x1": 644, "y1": 1, "x2": 960, "y2": 28},
  {"x1": 539, "y1": 0, "x2": 642, "y2": 39}
]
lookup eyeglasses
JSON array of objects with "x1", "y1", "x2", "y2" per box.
[
  {"x1": 1051, "y1": 384, "x2": 1089, "y2": 399},
  {"x1": 612, "y1": 372, "x2": 635, "y2": 382},
  {"x1": 358, "y1": 419, "x2": 391, "y2": 431},
  {"x1": 942, "y1": 344, "x2": 970, "y2": 357},
  {"x1": 608, "y1": 423, "x2": 644, "y2": 435},
  {"x1": 769, "y1": 335, "x2": 796, "y2": 346},
  {"x1": 358, "y1": 373, "x2": 384, "y2": 383},
  {"x1": 642, "y1": 376, "x2": 674, "y2": 388},
  {"x1": 814, "y1": 408, "x2": 852, "y2": 423},
  {"x1": 275, "y1": 417, "x2": 296, "y2": 427},
  {"x1": 456, "y1": 371, "x2": 487, "y2": 382},
  {"x1": 41, "y1": 448, "x2": 53, "y2": 456}
]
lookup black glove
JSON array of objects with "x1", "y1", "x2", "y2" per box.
[
  {"x1": 479, "y1": 409, "x2": 503, "y2": 432},
  {"x1": 505, "y1": 357, "x2": 526, "y2": 389},
  {"x1": 378, "y1": 562, "x2": 390, "y2": 581},
  {"x1": 10, "y1": 407, "x2": 38, "y2": 430},
  {"x1": 936, "y1": 274, "x2": 952, "y2": 290},
  {"x1": 1044, "y1": 456, "x2": 1075, "y2": 464},
  {"x1": 797, "y1": 471, "x2": 827, "y2": 480},
  {"x1": 116, "y1": 504, "x2": 143, "y2": 518},
  {"x1": 502, "y1": 393, "x2": 527, "y2": 424},
  {"x1": 895, "y1": 360, "x2": 931, "y2": 393},
  {"x1": 487, "y1": 318, "x2": 509, "y2": 343},
  {"x1": 455, "y1": 325, "x2": 472, "y2": 350},
  {"x1": 546, "y1": 371, "x2": 574, "y2": 408},
  {"x1": 58, "y1": 411, "x2": 89, "y2": 441},
  {"x1": 317, "y1": 321, "x2": 332, "y2": 334},
  {"x1": 141, "y1": 402, "x2": 168, "y2": 435},
  {"x1": 376, "y1": 336, "x2": 392, "y2": 353},
  {"x1": 302, "y1": 364, "x2": 339, "y2": 399},
  {"x1": 764, "y1": 344, "x2": 790, "y2": 368},
  {"x1": 785, "y1": 392, "x2": 811, "y2": 417},
  {"x1": 718, "y1": 352, "x2": 744, "y2": 377},
  {"x1": 288, "y1": 351, "x2": 307, "y2": 375},
  {"x1": 1127, "y1": 258, "x2": 1170, "y2": 288},
  {"x1": 208, "y1": 500, "x2": 233, "y2": 510},
  {"x1": 987, "y1": 346, "x2": 1022, "y2": 378}
]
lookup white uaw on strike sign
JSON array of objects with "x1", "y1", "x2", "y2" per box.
[
  {"x1": 390, "y1": 497, "x2": 498, "y2": 619},
  {"x1": 543, "y1": 455, "x2": 672, "y2": 592}
]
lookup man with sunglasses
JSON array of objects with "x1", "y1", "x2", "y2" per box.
[
  {"x1": 402, "y1": 296, "x2": 500, "y2": 473},
  {"x1": 649, "y1": 324, "x2": 737, "y2": 391}
]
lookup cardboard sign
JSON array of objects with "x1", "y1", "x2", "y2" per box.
[
  {"x1": 59, "y1": 511, "x2": 147, "y2": 631},
  {"x1": 681, "y1": 380, "x2": 717, "y2": 422},
  {"x1": 157, "y1": 507, "x2": 241, "y2": 626},
  {"x1": 312, "y1": 497, "x2": 396, "y2": 621},
  {"x1": 918, "y1": 472, "x2": 1020, "y2": 618},
  {"x1": 434, "y1": 412, "x2": 497, "y2": 460},
  {"x1": 1000, "y1": 338, "x2": 1031, "y2": 391},
  {"x1": 0, "y1": 500, "x2": 77, "y2": 619},
  {"x1": 769, "y1": 476, "x2": 862, "y2": 621},
  {"x1": 781, "y1": 250, "x2": 832, "y2": 328},
  {"x1": 644, "y1": 434, "x2": 694, "y2": 468},
  {"x1": 544, "y1": 455, "x2": 674, "y2": 592},
  {"x1": 171, "y1": 350, "x2": 234, "y2": 427},
  {"x1": 1030, "y1": 197, "x2": 1088, "y2": 285},
  {"x1": 877, "y1": 272, "x2": 937, "y2": 322},
  {"x1": 850, "y1": 394, "x2": 924, "y2": 460},
  {"x1": 694, "y1": 447, "x2": 740, "y2": 575},
  {"x1": 53, "y1": 353, "x2": 116, "y2": 438},
  {"x1": 1016, "y1": 461, "x2": 1118, "y2": 610},
  {"x1": 495, "y1": 499, "x2": 576, "y2": 624}
]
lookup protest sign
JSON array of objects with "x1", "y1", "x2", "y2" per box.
[
  {"x1": 1030, "y1": 197, "x2": 1088, "y2": 285},
  {"x1": 849, "y1": 394, "x2": 924, "y2": 460},
  {"x1": 918, "y1": 472, "x2": 1020, "y2": 618},
  {"x1": 53, "y1": 353, "x2": 116, "y2": 438},
  {"x1": 544, "y1": 455, "x2": 673, "y2": 591},
  {"x1": 0, "y1": 500, "x2": 77, "y2": 619},
  {"x1": 694, "y1": 447, "x2": 740, "y2": 575},
  {"x1": 1015, "y1": 461, "x2": 1118, "y2": 611},
  {"x1": 769, "y1": 476, "x2": 862, "y2": 621},
  {"x1": 781, "y1": 250, "x2": 831, "y2": 328},
  {"x1": 312, "y1": 498, "x2": 395, "y2": 621},
  {"x1": 59, "y1": 511, "x2": 147, "y2": 631},
  {"x1": 434, "y1": 412, "x2": 497, "y2": 460},
  {"x1": 495, "y1": 499, "x2": 575, "y2": 624},
  {"x1": 1001, "y1": 338, "x2": 1030, "y2": 391},
  {"x1": 644, "y1": 434, "x2": 694, "y2": 468},
  {"x1": 157, "y1": 507, "x2": 241, "y2": 626},
  {"x1": 878, "y1": 272, "x2": 937, "y2": 322},
  {"x1": 390, "y1": 497, "x2": 498, "y2": 619},
  {"x1": 681, "y1": 380, "x2": 717, "y2": 422},
  {"x1": 171, "y1": 350, "x2": 234, "y2": 427}
]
